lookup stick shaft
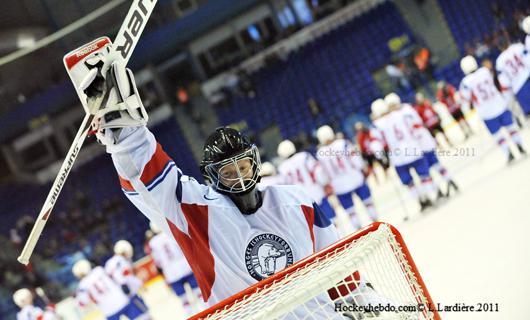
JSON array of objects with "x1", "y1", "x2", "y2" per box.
[
  {"x1": 17, "y1": 0, "x2": 158, "y2": 265},
  {"x1": 17, "y1": 113, "x2": 93, "y2": 264}
]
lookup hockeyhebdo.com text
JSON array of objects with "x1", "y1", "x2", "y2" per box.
[{"x1": 317, "y1": 147, "x2": 478, "y2": 159}]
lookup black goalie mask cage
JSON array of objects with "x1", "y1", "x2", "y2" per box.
[{"x1": 200, "y1": 127, "x2": 262, "y2": 194}]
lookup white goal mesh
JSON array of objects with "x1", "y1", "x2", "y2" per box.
[{"x1": 191, "y1": 223, "x2": 439, "y2": 320}]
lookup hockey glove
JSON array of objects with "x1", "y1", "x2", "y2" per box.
[{"x1": 80, "y1": 55, "x2": 148, "y2": 146}]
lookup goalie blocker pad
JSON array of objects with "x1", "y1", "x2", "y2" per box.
[{"x1": 63, "y1": 37, "x2": 112, "y2": 114}]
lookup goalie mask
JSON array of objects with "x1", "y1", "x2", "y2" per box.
[{"x1": 200, "y1": 127, "x2": 262, "y2": 214}]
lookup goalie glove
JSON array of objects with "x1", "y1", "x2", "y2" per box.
[{"x1": 79, "y1": 53, "x2": 148, "y2": 146}]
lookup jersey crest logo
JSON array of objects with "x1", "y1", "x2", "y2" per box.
[{"x1": 245, "y1": 233, "x2": 294, "y2": 281}]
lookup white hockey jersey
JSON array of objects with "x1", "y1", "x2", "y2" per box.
[
  {"x1": 258, "y1": 174, "x2": 286, "y2": 187},
  {"x1": 459, "y1": 67, "x2": 507, "y2": 120},
  {"x1": 110, "y1": 127, "x2": 340, "y2": 308},
  {"x1": 373, "y1": 107, "x2": 424, "y2": 166},
  {"x1": 276, "y1": 151, "x2": 329, "y2": 203},
  {"x1": 368, "y1": 127, "x2": 386, "y2": 157},
  {"x1": 75, "y1": 266, "x2": 129, "y2": 316},
  {"x1": 148, "y1": 232, "x2": 193, "y2": 283},
  {"x1": 401, "y1": 104, "x2": 437, "y2": 152},
  {"x1": 16, "y1": 305, "x2": 56, "y2": 320},
  {"x1": 496, "y1": 43, "x2": 530, "y2": 94},
  {"x1": 316, "y1": 139, "x2": 365, "y2": 194},
  {"x1": 104, "y1": 255, "x2": 143, "y2": 295}
]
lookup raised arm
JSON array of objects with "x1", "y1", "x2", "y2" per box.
[{"x1": 79, "y1": 54, "x2": 208, "y2": 235}]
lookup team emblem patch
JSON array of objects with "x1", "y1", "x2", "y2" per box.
[{"x1": 245, "y1": 233, "x2": 294, "y2": 281}]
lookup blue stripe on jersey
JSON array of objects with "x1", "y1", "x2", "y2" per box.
[
  {"x1": 146, "y1": 161, "x2": 176, "y2": 191},
  {"x1": 121, "y1": 161, "x2": 176, "y2": 196},
  {"x1": 122, "y1": 189, "x2": 139, "y2": 196},
  {"x1": 313, "y1": 202, "x2": 332, "y2": 228},
  {"x1": 175, "y1": 169, "x2": 183, "y2": 203}
]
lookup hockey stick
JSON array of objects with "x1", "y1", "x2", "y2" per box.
[{"x1": 18, "y1": 0, "x2": 158, "y2": 265}]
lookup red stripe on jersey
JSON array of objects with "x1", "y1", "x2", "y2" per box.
[
  {"x1": 119, "y1": 143, "x2": 171, "y2": 191},
  {"x1": 123, "y1": 268, "x2": 131, "y2": 276},
  {"x1": 88, "y1": 291, "x2": 98, "y2": 304},
  {"x1": 471, "y1": 92, "x2": 478, "y2": 104},
  {"x1": 166, "y1": 204, "x2": 215, "y2": 302},
  {"x1": 301, "y1": 205, "x2": 316, "y2": 253},
  {"x1": 119, "y1": 176, "x2": 134, "y2": 192}
]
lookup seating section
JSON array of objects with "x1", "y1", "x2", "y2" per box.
[
  {"x1": 437, "y1": 0, "x2": 523, "y2": 54},
  {"x1": 3, "y1": 1, "x2": 527, "y2": 317},
  {"x1": 1, "y1": 120, "x2": 201, "y2": 294},
  {"x1": 217, "y1": 2, "x2": 413, "y2": 138}
]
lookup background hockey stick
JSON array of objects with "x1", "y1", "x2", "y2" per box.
[{"x1": 18, "y1": 0, "x2": 158, "y2": 265}]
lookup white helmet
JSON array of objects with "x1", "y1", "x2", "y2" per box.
[
  {"x1": 150, "y1": 221, "x2": 162, "y2": 234},
  {"x1": 384, "y1": 92, "x2": 401, "y2": 107},
  {"x1": 114, "y1": 240, "x2": 134, "y2": 259},
  {"x1": 277, "y1": 140, "x2": 296, "y2": 159},
  {"x1": 72, "y1": 259, "x2": 92, "y2": 278},
  {"x1": 316, "y1": 125, "x2": 335, "y2": 144},
  {"x1": 460, "y1": 55, "x2": 478, "y2": 75},
  {"x1": 260, "y1": 162, "x2": 276, "y2": 177},
  {"x1": 371, "y1": 99, "x2": 388, "y2": 118},
  {"x1": 522, "y1": 16, "x2": 530, "y2": 34},
  {"x1": 13, "y1": 288, "x2": 32, "y2": 308}
]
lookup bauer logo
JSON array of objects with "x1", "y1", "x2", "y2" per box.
[
  {"x1": 245, "y1": 233, "x2": 294, "y2": 281},
  {"x1": 116, "y1": 0, "x2": 156, "y2": 61}
]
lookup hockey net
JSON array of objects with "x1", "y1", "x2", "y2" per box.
[{"x1": 190, "y1": 222, "x2": 440, "y2": 320}]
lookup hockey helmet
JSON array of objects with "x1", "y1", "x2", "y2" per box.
[
  {"x1": 277, "y1": 140, "x2": 296, "y2": 159},
  {"x1": 522, "y1": 16, "x2": 530, "y2": 34},
  {"x1": 384, "y1": 93, "x2": 401, "y2": 107},
  {"x1": 150, "y1": 221, "x2": 162, "y2": 234},
  {"x1": 371, "y1": 99, "x2": 388, "y2": 118},
  {"x1": 13, "y1": 289, "x2": 32, "y2": 308},
  {"x1": 114, "y1": 240, "x2": 134, "y2": 259},
  {"x1": 460, "y1": 55, "x2": 478, "y2": 75},
  {"x1": 200, "y1": 127, "x2": 261, "y2": 194},
  {"x1": 415, "y1": 92, "x2": 425, "y2": 103},
  {"x1": 260, "y1": 162, "x2": 276, "y2": 177},
  {"x1": 316, "y1": 125, "x2": 335, "y2": 144},
  {"x1": 72, "y1": 259, "x2": 92, "y2": 278}
]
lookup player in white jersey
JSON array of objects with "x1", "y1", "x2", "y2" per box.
[
  {"x1": 75, "y1": 52, "x2": 386, "y2": 318},
  {"x1": 277, "y1": 139, "x2": 336, "y2": 220},
  {"x1": 148, "y1": 222, "x2": 201, "y2": 316},
  {"x1": 459, "y1": 55, "x2": 526, "y2": 163},
  {"x1": 495, "y1": 41, "x2": 530, "y2": 115},
  {"x1": 372, "y1": 95, "x2": 438, "y2": 212},
  {"x1": 72, "y1": 260, "x2": 149, "y2": 320},
  {"x1": 13, "y1": 288, "x2": 57, "y2": 320},
  {"x1": 258, "y1": 161, "x2": 286, "y2": 187},
  {"x1": 316, "y1": 125, "x2": 377, "y2": 228},
  {"x1": 105, "y1": 240, "x2": 150, "y2": 315},
  {"x1": 399, "y1": 102, "x2": 459, "y2": 196}
]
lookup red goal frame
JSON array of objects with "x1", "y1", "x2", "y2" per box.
[{"x1": 190, "y1": 222, "x2": 441, "y2": 320}]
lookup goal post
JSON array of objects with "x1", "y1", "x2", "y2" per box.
[{"x1": 190, "y1": 222, "x2": 440, "y2": 320}]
